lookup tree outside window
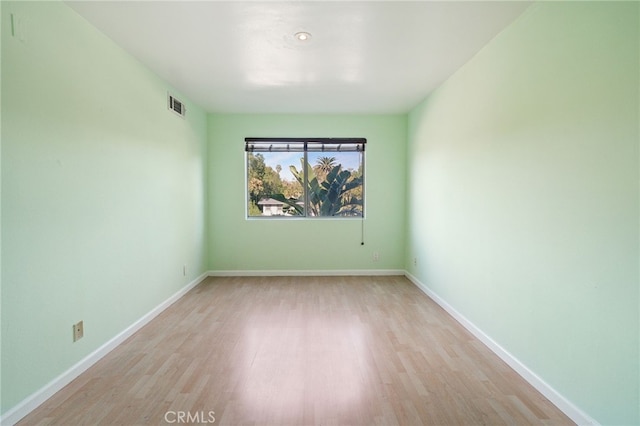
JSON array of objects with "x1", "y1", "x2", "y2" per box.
[{"x1": 245, "y1": 138, "x2": 365, "y2": 218}]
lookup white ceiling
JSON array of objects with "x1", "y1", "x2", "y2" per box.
[{"x1": 66, "y1": 1, "x2": 532, "y2": 114}]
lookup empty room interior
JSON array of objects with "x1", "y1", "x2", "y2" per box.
[{"x1": 1, "y1": 1, "x2": 638, "y2": 425}]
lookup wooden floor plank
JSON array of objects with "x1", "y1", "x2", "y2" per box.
[{"x1": 18, "y1": 276, "x2": 574, "y2": 425}]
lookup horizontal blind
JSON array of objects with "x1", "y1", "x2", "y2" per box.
[{"x1": 245, "y1": 137, "x2": 366, "y2": 153}]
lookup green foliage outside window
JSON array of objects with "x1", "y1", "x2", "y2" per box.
[{"x1": 247, "y1": 152, "x2": 364, "y2": 218}]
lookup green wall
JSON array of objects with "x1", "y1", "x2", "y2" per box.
[
  {"x1": 208, "y1": 114, "x2": 406, "y2": 273},
  {"x1": 1, "y1": 1, "x2": 208, "y2": 414},
  {"x1": 405, "y1": 2, "x2": 639, "y2": 425}
]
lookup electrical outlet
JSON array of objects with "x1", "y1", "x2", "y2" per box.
[
  {"x1": 73, "y1": 321, "x2": 84, "y2": 342},
  {"x1": 413, "y1": 257, "x2": 417, "y2": 266},
  {"x1": 373, "y1": 252, "x2": 379, "y2": 262}
]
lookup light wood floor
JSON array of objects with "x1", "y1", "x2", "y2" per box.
[{"x1": 19, "y1": 276, "x2": 574, "y2": 425}]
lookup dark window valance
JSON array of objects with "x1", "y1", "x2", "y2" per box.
[{"x1": 245, "y1": 137, "x2": 366, "y2": 153}]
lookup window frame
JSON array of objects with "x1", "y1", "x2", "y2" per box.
[{"x1": 245, "y1": 137, "x2": 366, "y2": 219}]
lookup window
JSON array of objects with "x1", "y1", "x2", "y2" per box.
[{"x1": 246, "y1": 137, "x2": 366, "y2": 218}]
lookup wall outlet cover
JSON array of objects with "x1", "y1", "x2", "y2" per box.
[{"x1": 73, "y1": 321, "x2": 84, "y2": 342}]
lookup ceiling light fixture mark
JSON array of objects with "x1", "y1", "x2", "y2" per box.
[{"x1": 294, "y1": 31, "x2": 311, "y2": 42}]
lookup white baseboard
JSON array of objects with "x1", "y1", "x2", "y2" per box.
[
  {"x1": 208, "y1": 269, "x2": 405, "y2": 277},
  {"x1": 404, "y1": 271, "x2": 599, "y2": 426},
  {"x1": 0, "y1": 272, "x2": 209, "y2": 426}
]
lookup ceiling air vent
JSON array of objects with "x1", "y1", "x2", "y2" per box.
[{"x1": 168, "y1": 94, "x2": 186, "y2": 117}]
